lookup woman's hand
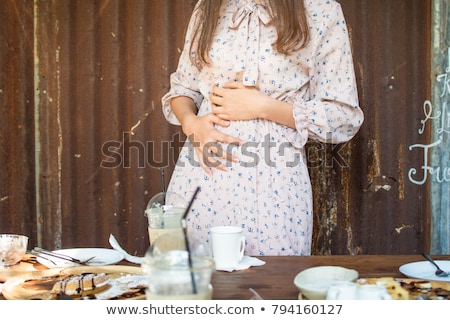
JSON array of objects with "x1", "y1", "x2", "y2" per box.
[
  {"x1": 181, "y1": 112, "x2": 243, "y2": 176},
  {"x1": 210, "y1": 82, "x2": 268, "y2": 121},
  {"x1": 210, "y1": 81, "x2": 296, "y2": 128},
  {"x1": 171, "y1": 96, "x2": 243, "y2": 175}
]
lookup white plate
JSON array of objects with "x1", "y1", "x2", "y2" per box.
[
  {"x1": 399, "y1": 260, "x2": 450, "y2": 282},
  {"x1": 36, "y1": 248, "x2": 124, "y2": 268}
]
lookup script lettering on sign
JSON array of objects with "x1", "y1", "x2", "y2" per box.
[{"x1": 408, "y1": 48, "x2": 450, "y2": 185}]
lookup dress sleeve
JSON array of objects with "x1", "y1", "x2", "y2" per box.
[
  {"x1": 161, "y1": 3, "x2": 204, "y2": 125},
  {"x1": 293, "y1": 2, "x2": 364, "y2": 144}
]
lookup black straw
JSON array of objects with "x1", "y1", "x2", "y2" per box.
[
  {"x1": 160, "y1": 169, "x2": 166, "y2": 205},
  {"x1": 182, "y1": 186, "x2": 200, "y2": 294},
  {"x1": 182, "y1": 187, "x2": 200, "y2": 221}
]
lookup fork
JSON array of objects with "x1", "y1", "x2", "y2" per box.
[
  {"x1": 422, "y1": 253, "x2": 450, "y2": 277},
  {"x1": 32, "y1": 247, "x2": 95, "y2": 266}
]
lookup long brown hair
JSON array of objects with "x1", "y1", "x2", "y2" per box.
[{"x1": 190, "y1": 0, "x2": 311, "y2": 66}]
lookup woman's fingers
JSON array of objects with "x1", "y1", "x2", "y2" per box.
[
  {"x1": 194, "y1": 145, "x2": 230, "y2": 175},
  {"x1": 185, "y1": 113, "x2": 243, "y2": 175},
  {"x1": 205, "y1": 140, "x2": 239, "y2": 162},
  {"x1": 211, "y1": 104, "x2": 229, "y2": 120}
]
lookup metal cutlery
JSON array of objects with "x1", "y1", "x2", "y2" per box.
[
  {"x1": 422, "y1": 253, "x2": 450, "y2": 277},
  {"x1": 26, "y1": 250, "x2": 57, "y2": 265},
  {"x1": 31, "y1": 247, "x2": 95, "y2": 266}
]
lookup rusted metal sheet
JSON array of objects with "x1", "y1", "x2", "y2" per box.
[
  {"x1": 314, "y1": 0, "x2": 432, "y2": 254},
  {"x1": 0, "y1": 1, "x2": 37, "y2": 239},
  {"x1": 33, "y1": 0, "x2": 197, "y2": 255},
  {"x1": 0, "y1": 0, "x2": 434, "y2": 256}
]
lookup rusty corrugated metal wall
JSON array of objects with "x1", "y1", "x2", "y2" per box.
[
  {"x1": 0, "y1": 0, "x2": 36, "y2": 240},
  {"x1": 0, "y1": 0, "x2": 432, "y2": 256},
  {"x1": 311, "y1": 0, "x2": 432, "y2": 254}
]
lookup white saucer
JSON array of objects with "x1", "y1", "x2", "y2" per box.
[
  {"x1": 399, "y1": 260, "x2": 450, "y2": 282},
  {"x1": 214, "y1": 256, "x2": 265, "y2": 272},
  {"x1": 36, "y1": 248, "x2": 124, "y2": 268}
]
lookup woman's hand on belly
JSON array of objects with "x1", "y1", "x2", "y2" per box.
[
  {"x1": 210, "y1": 81, "x2": 295, "y2": 128},
  {"x1": 210, "y1": 82, "x2": 266, "y2": 121},
  {"x1": 182, "y1": 112, "x2": 243, "y2": 176}
]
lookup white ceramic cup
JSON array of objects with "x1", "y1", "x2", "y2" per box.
[
  {"x1": 356, "y1": 285, "x2": 392, "y2": 300},
  {"x1": 326, "y1": 281, "x2": 357, "y2": 300},
  {"x1": 210, "y1": 226, "x2": 245, "y2": 268}
]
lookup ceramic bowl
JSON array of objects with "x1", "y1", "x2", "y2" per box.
[
  {"x1": 293, "y1": 266, "x2": 359, "y2": 300},
  {"x1": 0, "y1": 234, "x2": 28, "y2": 267}
]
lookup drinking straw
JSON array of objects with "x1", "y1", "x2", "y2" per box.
[
  {"x1": 182, "y1": 186, "x2": 200, "y2": 294},
  {"x1": 160, "y1": 168, "x2": 166, "y2": 227},
  {"x1": 160, "y1": 168, "x2": 166, "y2": 205},
  {"x1": 182, "y1": 186, "x2": 200, "y2": 221}
]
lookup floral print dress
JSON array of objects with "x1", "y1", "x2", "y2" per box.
[{"x1": 161, "y1": 0, "x2": 364, "y2": 256}]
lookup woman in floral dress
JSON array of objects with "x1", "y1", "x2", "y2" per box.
[{"x1": 161, "y1": 0, "x2": 364, "y2": 256}]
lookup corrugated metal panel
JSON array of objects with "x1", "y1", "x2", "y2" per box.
[
  {"x1": 0, "y1": 1, "x2": 37, "y2": 238},
  {"x1": 430, "y1": 0, "x2": 450, "y2": 254},
  {"x1": 313, "y1": 0, "x2": 431, "y2": 254},
  {"x1": 34, "y1": 0, "x2": 197, "y2": 255},
  {"x1": 0, "y1": 0, "x2": 434, "y2": 256}
]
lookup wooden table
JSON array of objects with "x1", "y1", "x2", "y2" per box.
[
  {"x1": 1, "y1": 255, "x2": 449, "y2": 300},
  {"x1": 211, "y1": 255, "x2": 450, "y2": 300}
]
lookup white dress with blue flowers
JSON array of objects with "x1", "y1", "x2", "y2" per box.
[{"x1": 161, "y1": 0, "x2": 364, "y2": 256}]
